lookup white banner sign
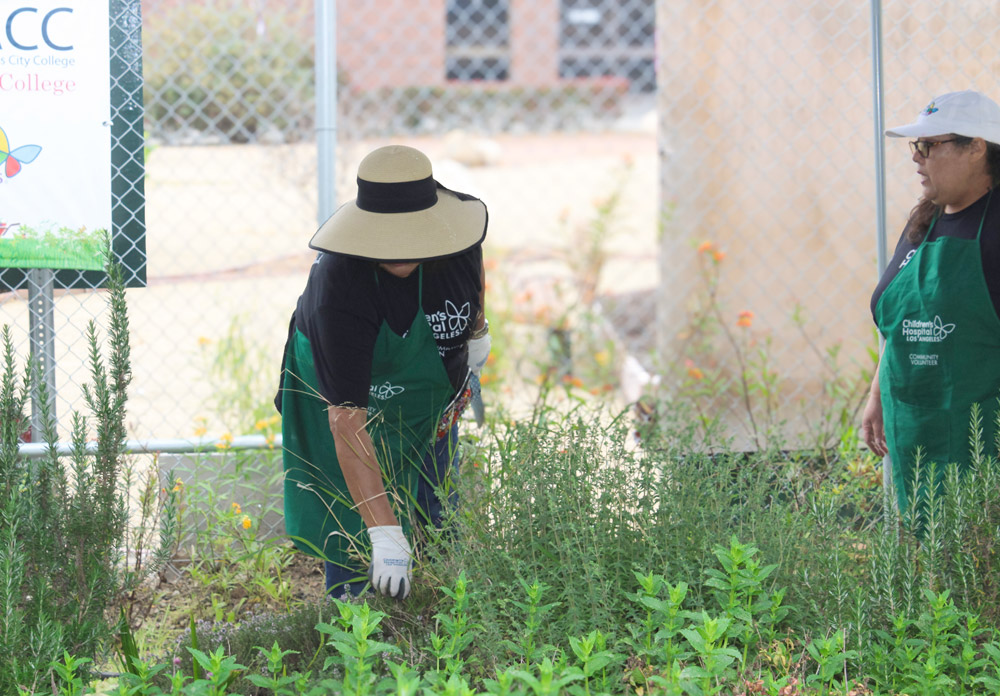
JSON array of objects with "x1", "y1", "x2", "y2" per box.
[{"x1": 0, "y1": 1, "x2": 111, "y2": 254}]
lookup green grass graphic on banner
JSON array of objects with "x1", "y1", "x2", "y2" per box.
[{"x1": 0, "y1": 225, "x2": 106, "y2": 271}]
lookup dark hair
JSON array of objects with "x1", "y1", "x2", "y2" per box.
[{"x1": 905, "y1": 135, "x2": 1000, "y2": 243}]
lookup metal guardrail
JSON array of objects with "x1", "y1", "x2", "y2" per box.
[{"x1": 17, "y1": 434, "x2": 282, "y2": 459}]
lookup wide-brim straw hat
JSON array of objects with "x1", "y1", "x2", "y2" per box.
[{"x1": 309, "y1": 145, "x2": 488, "y2": 262}]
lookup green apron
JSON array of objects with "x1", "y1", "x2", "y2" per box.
[
  {"x1": 875, "y1": 191, "x2": 1000, "y2": 513},
  {"x1": 280, "y1": 267, "x2": 455, "y2": 565}
]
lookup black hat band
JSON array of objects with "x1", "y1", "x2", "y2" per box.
[{"x1": 356, "y1": 176, "x2": 438, "y2": 214}]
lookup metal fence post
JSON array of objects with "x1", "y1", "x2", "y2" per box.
[
  {"x1": 869, "y1": 0, "x2": 892, "y2": 494},
  {"x1": 315, "y1": 0, "x2": 338, "y2": 225},
  {"x1": 27, "y1": 269, "x2": 56, "y2": 443}
]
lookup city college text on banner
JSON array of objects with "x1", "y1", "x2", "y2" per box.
[{"x1": 0, "y1": 0, "x2": 146, "y2": 288}]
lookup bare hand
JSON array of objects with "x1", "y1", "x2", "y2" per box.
[{"x1": 861, "y1": 391, "x2": 887, "y2": 458}]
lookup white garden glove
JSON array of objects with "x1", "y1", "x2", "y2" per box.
[
  {"x1": 367, "y1": 525, "x2": 413, "y2": 599},
  {"x1": 467, "y1": 333, "x2": 492, "y2": 376}
]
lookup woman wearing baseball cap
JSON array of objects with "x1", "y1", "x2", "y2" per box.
[
  {"x1": 275, "y1": 145, "x2": 490, "y2": 599},
  {"x1": 863, "y1": 89, "x2": 1000, "y2": 519}
]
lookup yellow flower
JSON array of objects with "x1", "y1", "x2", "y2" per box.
[
  {"x1": 697, "y1": 240, "x2": 715, "y2": 253},
  {"x1": 193, "y1": 426, "x2": 207, "y2": 437},
  {"x1": 241, "y1": 515, "x2": 252, "y2": 530},
  {"x1": 594, "y1": 350, "x2": 610, "y2": 367},
  {"x1": 231, "y1": 502, "x2": 242, "y2": 515},
  {"x1": 171, "y1": 477, "x2": 184, "y2": 493},
  {"x1": 254, "y1": 419, "x2": 268, "y2": 431},
  {"x1": 216, "y1": 432, "x2": 233, "y2": 450},
  {"x1": 197, "y1": 336, "x2": 211, "y2": 346}
]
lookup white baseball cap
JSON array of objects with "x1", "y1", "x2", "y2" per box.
[{"x1": 885, "y1": 90, "x2": 1000, "y2": 145}]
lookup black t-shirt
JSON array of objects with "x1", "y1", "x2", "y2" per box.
[
  {"x1": 871, "y1": 189, "x2": 1000, "y2": 324},
  {"x1": 287, "y1": 246, "x2": 482, "y2": 409}
]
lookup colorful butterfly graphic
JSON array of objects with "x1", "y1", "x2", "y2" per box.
[{"x1": 0, "y1": 126, "x2": 42, "y2": 180}]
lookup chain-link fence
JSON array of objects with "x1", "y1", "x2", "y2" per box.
[
  {"x1": 649, "y1": 0, "x2": 1000, "y2": 451},
  {"x1": 2, "y1": 1, "x2": 998, "y2": 552}
]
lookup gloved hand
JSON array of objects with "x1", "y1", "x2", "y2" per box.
[
  {"x1": 367, "y1": 525, "x2": 413, "y2": 599},
  {"x1": 467, "y1": 333, "x2": 491, "y2": 376}
]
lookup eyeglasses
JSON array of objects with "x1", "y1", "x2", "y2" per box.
[{"x1": 908, "y1": 138, "x2": 959, "y2": 157}]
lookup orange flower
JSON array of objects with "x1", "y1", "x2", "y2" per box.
[
  {"x1": 697, "y1": 240, "x2": 715, "y2": 253},
  {"x1": 712, "y1": 250, "x2": 726, "y2": 263},
  {"x1": 561, "y1": 374, "x2": 584, "y2": 389},
  {"x1": 737, "y1": 310, "x2": 754, "y2": 328},
  {"x1": 684, "y1": 358, "x2": 704, "y2": 381},
  {"x1": 241, "y1": 515, "x2": 252, "y2": 530},
  {"x1": 231, "y1": 502, "x2": 242, "y2": 515}
]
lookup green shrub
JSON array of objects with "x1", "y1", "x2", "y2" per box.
[
  {"x1": 341, "y1": 81, "x2": 628, "y2": 137},
  {"x1": 383, "y1": 403, "x2": 866, "y2": 676},
  {"x1": 0, "y1": 260, "x2": 175, "y2": 693},
  {"x1": 44, "y1": 545, "x2": 1000, "y2": 695},
  {"x1": 143, "y1": 4, "x2": 315, "y2": 144}
]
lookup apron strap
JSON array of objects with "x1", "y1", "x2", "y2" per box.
[{"x1": 976, "y1": 189, "x2": 994, "y2": 241}]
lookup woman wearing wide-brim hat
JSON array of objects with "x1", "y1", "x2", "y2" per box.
[
  {"x1": 863, "y1": 89, "x2": 1000, "y2": 518},
  {"x1": 275, "y1": 145, "x2": 490, "y2": 599}
]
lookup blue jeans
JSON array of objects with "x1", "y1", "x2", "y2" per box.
[{"x1": 324, "y1": 424, "x2": 459, "y2": 597}]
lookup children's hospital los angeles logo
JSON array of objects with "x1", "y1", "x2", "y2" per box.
[
  {"x1": 901, "y1": 315, "x2": 955, "y2": 343},
  {"x1": 370, "y1": 381, "x2": 405, "y2": 401},
  {"x1": 426, "y1": 300, "x2": 471, "y2": 340},
  {"x1": 902, "y1": 315, "x2": 955, "y2": 368}
]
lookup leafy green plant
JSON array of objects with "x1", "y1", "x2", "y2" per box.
[
  {"x1": 500, "y1": 579, "x2": 561, "y2": 664},
  {"x1": 626, "y1": 571, "x2": 693, "y2": 668},
  {"x1": 317, "y1": 599, "x2": 401, "y2": 696},
  {"x1": 29, "y1": 526, "x2": 1000, "y2": 695},
  {"x1": 678, "y1": 611, "x2": 742, "y2": 695},
  {"x1": 245, "y1": 641, "x2": 301, "y2": 695},
  {"x1": 567, "y1": 630, "x2": 621, "y2": 696},
  {"x1": 428, "y1": 571, "x2": 479, "y2": 678},
  {"x1": 803, "y1": 629, "x2": 857, "y2": 695}
]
